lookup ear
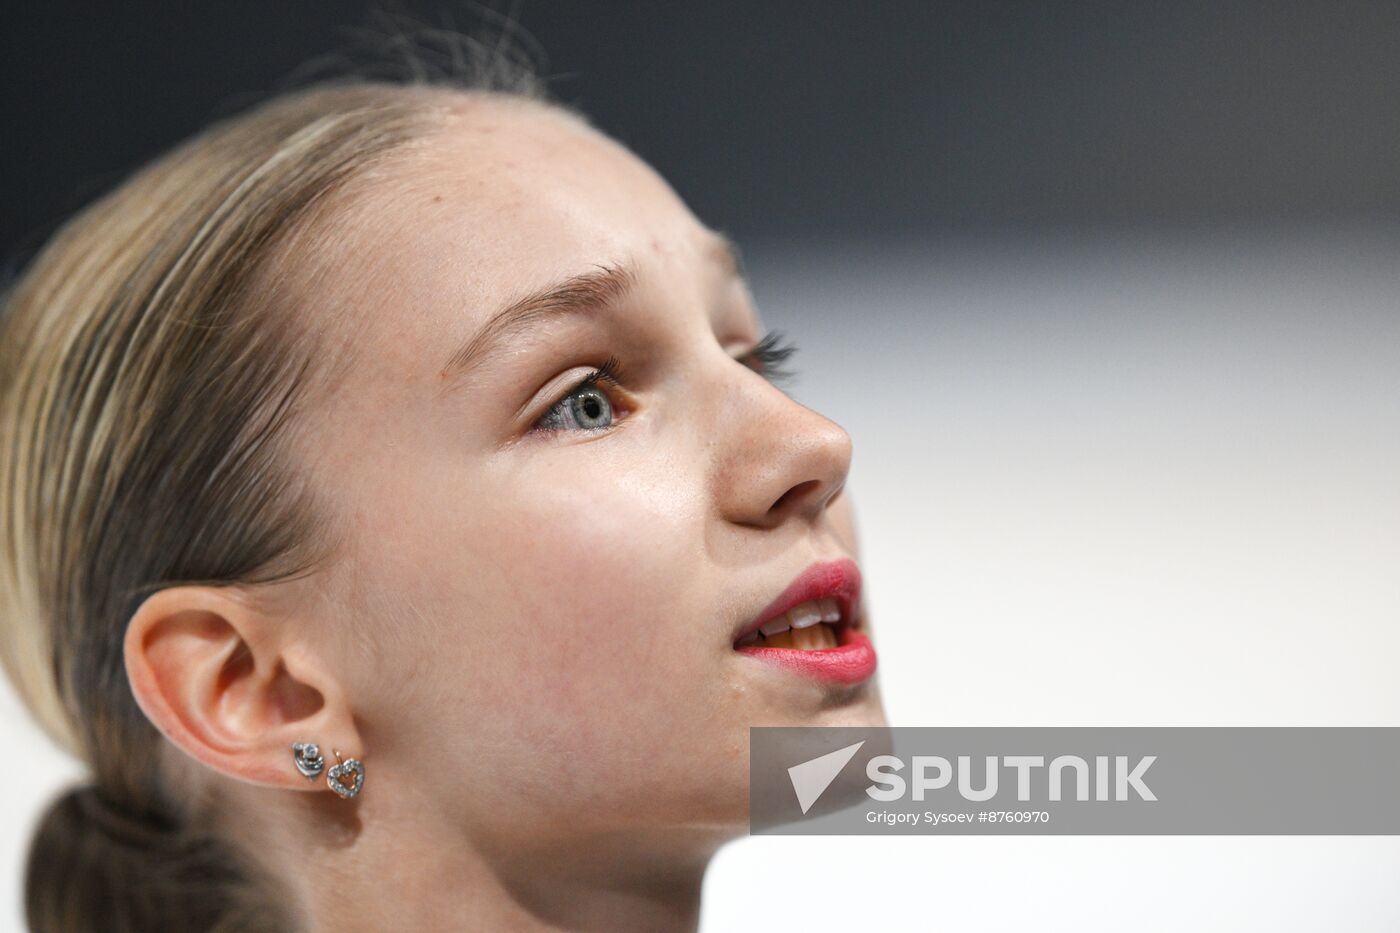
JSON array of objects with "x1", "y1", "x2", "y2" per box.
[{"x1": 123, "y1": 584, "x2": 360, "y2": 790}]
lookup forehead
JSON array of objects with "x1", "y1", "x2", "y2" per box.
[
  {"x1": 405, "y1": 98, "x2": 706, "y2": 276},
  {"x1": 290, "y1": 95, "x2": 722, "y2": 375}
]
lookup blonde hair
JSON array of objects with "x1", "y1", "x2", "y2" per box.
[{"x1": 0, "y1": 55, "x2": 562, "y2": 930}]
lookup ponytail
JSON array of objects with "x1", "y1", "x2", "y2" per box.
[{"x1": 25, "y1": 784, "x2": 256, "y2": 932}]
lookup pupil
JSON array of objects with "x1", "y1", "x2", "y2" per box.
[{"x1": 572, "y1": 388, "x2": 609, "y2": 428}]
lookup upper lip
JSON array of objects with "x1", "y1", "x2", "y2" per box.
[{"x1": 732, "y1": 557, "x2": 863, "y2": 644}]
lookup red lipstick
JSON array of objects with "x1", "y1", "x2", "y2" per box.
[{"x1": 733, "y1": 557, "x2": 877, "y2": 686}]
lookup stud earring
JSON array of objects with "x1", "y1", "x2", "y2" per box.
[
  {"x1": 291, "y1": 742, "x2": 324, "y2": 780},
  {"x1": 326, "y1": 748, "x2": 365, "y2": 799}
]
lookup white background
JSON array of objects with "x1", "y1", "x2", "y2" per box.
[{"x1": 6, "y1": 231, "x2": 1399, "y2": 931}]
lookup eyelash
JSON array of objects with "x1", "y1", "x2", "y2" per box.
[
  {"x1": 531, "y1": 332, "x2": 801, "y2": 434},
  {"x1": 741, "y1": 330, "x2": 799, "y2": 385}
]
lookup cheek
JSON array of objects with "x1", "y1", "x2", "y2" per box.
[
  {"x1": 488, "y1": 466, "x2": 698, "y2": 696},
  {"x1": 396, "y1": 452, "x2": 718, "y2": 753}
]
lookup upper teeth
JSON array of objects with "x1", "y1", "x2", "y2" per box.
[{"x1": 757, "y1": 597, "x2": 841, "y2": 636}]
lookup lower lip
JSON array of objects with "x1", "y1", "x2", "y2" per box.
[{"x1": 734, "y1": 627, "x2": 877, "y2": 686}]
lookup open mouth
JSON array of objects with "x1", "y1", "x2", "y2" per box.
[
  {"x1": 731, "y1": 558, "x2": 877, "y2": 685},
  {"x1": 734, "y1": 597, "x2": 847, "y2": 650}
]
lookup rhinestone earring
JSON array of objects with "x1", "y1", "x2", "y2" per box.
[
  {"x1": 325, "y1": 748, "x2": 365, "y2": 799},
  {"x1": 291, "y1": 742, "x2": 365, "y2": 799},
  {"x1": 291, "y1": 742, "x2": 324, "y2": 780}
]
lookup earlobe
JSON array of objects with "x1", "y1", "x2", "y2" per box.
[{"x1": 123, "y1": 584, "x2": 359, "y2": 790}]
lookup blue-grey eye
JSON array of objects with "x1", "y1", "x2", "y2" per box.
[
  {"x1": 568, "y1": 386, "x2": 612, "y2": 429},
  {"x1": 538, "y1": 384, "x2": 614, "y2": 432},
  {"x1": 530, "y1": 355, "x2": 628, "y2": 434}
]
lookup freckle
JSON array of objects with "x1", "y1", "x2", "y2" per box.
[{"x1": 433, "y1": 195, "x2": 444, "y2": 203}]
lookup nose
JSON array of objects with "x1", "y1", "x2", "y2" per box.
[{"x1": 713, "y1": 363, "x2": 854, "y2": 531}]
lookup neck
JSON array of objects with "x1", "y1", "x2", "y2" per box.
[{"x1": 236, "y1": 787, "x2": 724, "y2": 932}]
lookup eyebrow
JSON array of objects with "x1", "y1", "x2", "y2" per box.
[{"x1": 437, "y1": 231, "x2": 745, "y2": 387}]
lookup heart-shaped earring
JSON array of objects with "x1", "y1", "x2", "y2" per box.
[{"x1": 326, "y1": 748, "x2": 365, "y2": 799}]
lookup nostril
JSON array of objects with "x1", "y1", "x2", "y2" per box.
[{"x1": 770, "y1": 478, "x2": 822, "y2": 516}]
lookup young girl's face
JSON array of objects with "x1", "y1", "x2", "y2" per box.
[{"x1": 283, "y1": 94, "x2": 885, "y2": 852}]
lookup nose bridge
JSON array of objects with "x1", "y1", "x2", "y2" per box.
[{"x1": 706, "y1": 352, "x2": 854, "y2": 530}]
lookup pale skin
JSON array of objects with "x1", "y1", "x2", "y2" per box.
[{"x1": 123, "y1": 91, "x2": 886, "y2": 932}]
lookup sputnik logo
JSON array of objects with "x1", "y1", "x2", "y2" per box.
[{"x1": 787, "y1": 740, "x2": 866, "y2": 814}]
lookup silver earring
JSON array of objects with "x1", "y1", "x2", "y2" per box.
[
  {"x1": 326, "y1": 748, "x2": 365, "y2": 799},
  {"x1": 291, "y1": 742, "x2": 324, "y2": 780}
]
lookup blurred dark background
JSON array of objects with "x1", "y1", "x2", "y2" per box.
[{"x1": 5, "y1": 0, "x2": 1400, "y2": 262}]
